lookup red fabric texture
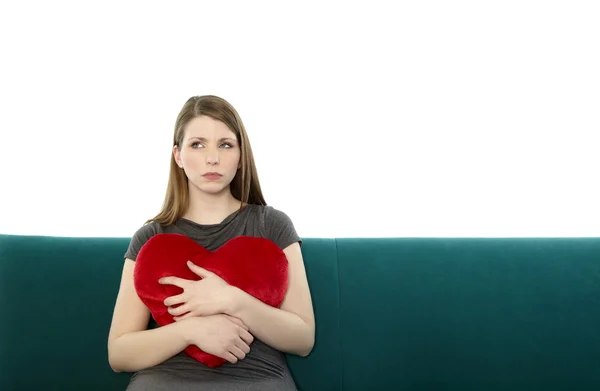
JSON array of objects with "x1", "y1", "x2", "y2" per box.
[{"x1": 133, "y1": 233, "x2": 289, "y2": 367}]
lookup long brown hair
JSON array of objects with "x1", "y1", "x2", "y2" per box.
[{"x1": 146, "y1": 95, "x2": 266, "y2": 226}]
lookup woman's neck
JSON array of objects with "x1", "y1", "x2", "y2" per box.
[{"x1": 183, "y1": 186, "x2": 243, "y2": 225}]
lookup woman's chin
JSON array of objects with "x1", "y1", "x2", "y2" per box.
[{"x1": 192, "y1": 182, "x2": 231, "y2": 195}]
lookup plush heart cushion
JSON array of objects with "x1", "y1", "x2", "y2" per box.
[{"x1": 133, "y1": 233, "x2": 289, "y2": 367}]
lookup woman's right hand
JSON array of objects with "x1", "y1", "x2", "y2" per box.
[{"x1": 182, "y1": 314, "x2": 254, "y2": 364}]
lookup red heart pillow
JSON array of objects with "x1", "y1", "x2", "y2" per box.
[{"x1": 133, "y1": 233, "x2": 289, "y2": 367}]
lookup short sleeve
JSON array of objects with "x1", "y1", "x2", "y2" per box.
[
  {"x1": 264, "y1": 206, "x2": 302, "y2": 250},
  {"x1": 123, "y1": 222, "x2": 159, "y2": 261}
]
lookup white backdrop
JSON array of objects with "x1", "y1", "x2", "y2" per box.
[{"x1": 0, "y1": 1, "x2": 598, "y2": 238}]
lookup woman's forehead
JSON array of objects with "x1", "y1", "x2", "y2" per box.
[{"x1": 184, "y1": 116, "x2": 236, "y2": 139}]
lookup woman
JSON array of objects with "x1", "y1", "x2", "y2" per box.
[{"x1": 107, "y1": 95, "x2": 315, "y2": 390}]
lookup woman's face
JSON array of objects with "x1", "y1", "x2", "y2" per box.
[{"x1": 173, "y1": 115, "x2": 241, "y2": 195}]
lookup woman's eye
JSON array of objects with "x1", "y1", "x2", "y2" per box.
[{"x1": 190, "y1": 142, "x2": 233, "y2": 148}]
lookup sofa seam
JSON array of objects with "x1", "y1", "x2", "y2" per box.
[{"x1": 335, "y1": 238, "x2": 344, "y2": 391}]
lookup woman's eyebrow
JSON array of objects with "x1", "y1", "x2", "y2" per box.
[{"x1": 187, "y1": 137, "x2": 236, "y2": 142}]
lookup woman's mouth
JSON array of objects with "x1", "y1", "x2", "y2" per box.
[{"x1": 202, "y1": 172, "x2": 223, "y2": 180}]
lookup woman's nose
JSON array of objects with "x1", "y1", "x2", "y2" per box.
[{"x1": 206, "y1": 148, "x2": 219, "y2": 165}]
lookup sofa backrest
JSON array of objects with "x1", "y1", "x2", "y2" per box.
[
  {"x1": 1, "y1": 234, "x2": 599, "y2": 390},
  {"x1": 329, "y1": 237, "x2": 600, "y2": 390}
]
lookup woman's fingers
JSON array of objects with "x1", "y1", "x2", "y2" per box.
[
  {"x1": 235, "y1": 337, "x2": 251, "y2": 354},
  {"x1": 187, "y1": 261, "x2": 214, "y2": 278},
  {"x1": 173, "y1": 312, "x2": 194, "y2": 322},
  {"x1": 229, "y1": 344, "x2": 247, "y2": 361},
  {"x1": 168, "y1": 304, "x2": 189, "y2": 316},
  {"x1": 223, "y1": 351, "x2": 239, "y2": 364},
  {"x1": 164, "y1": 293, "x2": 186, "y2": 307},
  {"x1": 158, "y1": 276, "x2": 189, "y2": 289},
  {"x1": 239, "y1": 328, "x2": 254, "y2": 345}
]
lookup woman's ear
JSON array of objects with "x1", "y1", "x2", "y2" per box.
[{"x1": 173, "y1": 145, "x2": 183, "y2": 168}]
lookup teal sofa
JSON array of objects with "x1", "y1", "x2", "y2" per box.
[{"x1": 1, "y1": 233, "x2": 599, "y2": 390}]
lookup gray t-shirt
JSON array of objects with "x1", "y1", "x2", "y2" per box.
[{"x1": 123, "y1": 204, "x2": 301, "y2": 391}]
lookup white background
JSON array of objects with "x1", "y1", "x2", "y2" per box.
[{"x1": 0, "y1": 1, "x2": 598, "y2": 238}]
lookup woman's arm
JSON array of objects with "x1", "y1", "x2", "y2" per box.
[
  {"x1": 108, "y1": 259, "x2": 253, "y2": 372},
  {"x1": 109, "y1": 323, "x2": 192, "y2": 372},
  {"x1": 162, "y1": 241, "x2": 316, "y2": 356},
  {"x1": 228, "y1": 242, "x2": 315, "y2": 356},
  {"x1": 107, "y1": 259, "x2": 190, "y2": 372}
]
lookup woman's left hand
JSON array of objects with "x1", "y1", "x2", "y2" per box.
[{"x1": 159, "y1": 261, "x2": 238, "y2": 321}]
